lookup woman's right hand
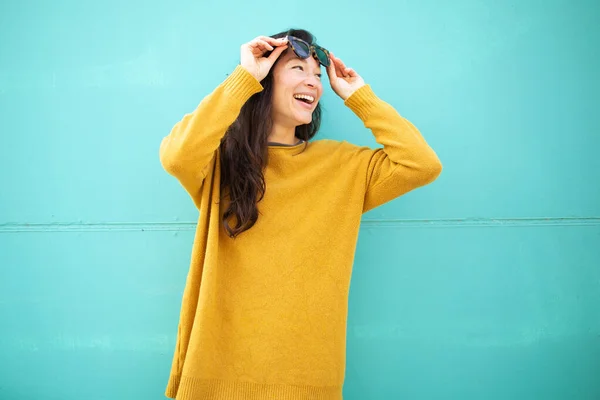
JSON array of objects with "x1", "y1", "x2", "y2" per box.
[{"x1": 240, "y1": 36, "x2": 288, "y2": 82}]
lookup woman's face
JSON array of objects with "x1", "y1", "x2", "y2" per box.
[{"x1": 271, "y1": 49, "x2": 323, "y2": 128}]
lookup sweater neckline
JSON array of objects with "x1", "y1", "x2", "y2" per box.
[{"x1": 267, "y1": 139, "x2": 306, "y2": 149}]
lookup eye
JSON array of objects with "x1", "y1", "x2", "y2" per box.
[{"x1": 292, "y1": 65, "x2": 304, "y2": 71}]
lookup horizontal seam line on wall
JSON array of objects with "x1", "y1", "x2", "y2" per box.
[{"x1": 0, "y1": 217, "x2": 599, "y2": 232}]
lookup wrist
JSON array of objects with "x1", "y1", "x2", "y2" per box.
[
  {"x1": 239, "y1": 64, "x2": 262, "y2": 82},
  {"x1": 343, "y1": 84, "x2": 378, "y2": 121},
  {"x1": 341, "y1": 83, "x2": 366, "y2": 101}
]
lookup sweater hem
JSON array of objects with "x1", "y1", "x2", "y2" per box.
[{"x1": 165, "y1": 374, "x2": 343, "y2": 400}]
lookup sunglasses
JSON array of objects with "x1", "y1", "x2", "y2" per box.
[{"x1": 286, "y1": 35, "x2": 331, "y2": 68}]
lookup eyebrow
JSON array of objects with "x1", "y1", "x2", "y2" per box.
[{"x1": 288, "y1": 57, "x2": 322, "y2": 75}]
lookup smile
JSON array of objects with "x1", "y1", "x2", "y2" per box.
[{"x1": 293, "y1": 93, "x2": 315, "y2": 104}]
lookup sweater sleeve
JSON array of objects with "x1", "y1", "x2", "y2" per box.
[
  {"x1": 159, "y1": 65, "x2": 263, "y2": 207},
  {"x1": 344, "y1": 84, "x2": 443, "y2": 214}
]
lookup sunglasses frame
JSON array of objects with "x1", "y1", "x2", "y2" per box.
[{"x1": 286, "y1": 35, "x2": 331, "y2": 68}]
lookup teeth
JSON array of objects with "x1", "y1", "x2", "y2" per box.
[{"x1": 293, "y1": 94, "x2": 315, "y2": 104}]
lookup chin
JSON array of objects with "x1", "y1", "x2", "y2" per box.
[{"x1": 293, "y1": 113, "x2": 313, "y2": 126}]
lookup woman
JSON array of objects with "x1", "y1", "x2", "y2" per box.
[{"x1": 159, "y1": 28, "x2": 442, "y2": 400}]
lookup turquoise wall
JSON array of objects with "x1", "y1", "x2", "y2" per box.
[{"x1": 1, "y1": 0, "x2": 599, "y2": 399}]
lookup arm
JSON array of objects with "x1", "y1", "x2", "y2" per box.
[
  {"x1": 344, "y1": 85, "x2": 442, "y2": 213},
  {"x1": 159, "y1": 65, "x2": 263, "y2": 206},
  {"x1": 326, "y1": 52, "x2": 442, "y2": 213}
]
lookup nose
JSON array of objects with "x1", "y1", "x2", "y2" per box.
[{"x1": 305, "y1": 75, "x2": 320, "y2": 88}]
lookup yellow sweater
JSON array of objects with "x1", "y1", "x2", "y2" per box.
[{"x1": 159, "y1": 64, "x2": 442, "y2": 400}]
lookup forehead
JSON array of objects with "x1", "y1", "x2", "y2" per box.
[{"x1": 281, "y1": 48, "x2": 321, "y2": 69}]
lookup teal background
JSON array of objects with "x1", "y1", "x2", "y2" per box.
[{"x1": 1, "y1": 0, "x2": 599, "y2": 399}]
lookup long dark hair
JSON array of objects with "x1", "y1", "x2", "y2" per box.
[{"x1": 219, "y1": 28, "x2": 323, "y2": 238}]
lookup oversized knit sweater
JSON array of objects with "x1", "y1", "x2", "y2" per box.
[{"x1": 159, "y1": 64, "x2": 442, "y2": 400}]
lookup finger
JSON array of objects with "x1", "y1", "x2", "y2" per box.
[
  {"x1": 330, "y1": 52, "x2": 346, "y2": 77},
  {"x1": 337, "y1": 60, "x2": 350, "y2": 77},
  {"x1": 259, "y1": 36, "x2": 288, "y2": 46},
  {"x1": 267, "y1": 44, "x2": 288, "y2": 62},
  {"x1": 326, "y1": 54, "x2": 338, "y2": 80},
  {"x1": 335, "y1": 60, "x2": 346, "y2": 78},
  {"x1": 252, "y1": 39, "x2": 274, "y2": 51},
  {"x1": 330, "y1": 52, "x2": 339, "y2": 66},
  {"x1": 247, "y1": 44, "x2": 268, "y2": 57},
  {"x1": 333, "y1": 53, "x2": 348, "y2": 70}
]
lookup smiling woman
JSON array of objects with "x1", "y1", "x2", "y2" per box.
[
  {"x1": 158, "y1": 27, "x2": 442, "y2": 400},
  {"x1": 269, "y1": 42, "x2": 324, "y2": 140}
]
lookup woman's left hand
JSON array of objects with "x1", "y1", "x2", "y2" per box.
[{"x1": 326, "y1": 52, "x2": 366, "y2": 101}]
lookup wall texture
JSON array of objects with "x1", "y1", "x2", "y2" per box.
[{"x1": 1, "y1": 0, "x2": 599, "y2": 399}]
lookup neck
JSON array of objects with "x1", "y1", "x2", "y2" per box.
[{"x1": 268, "y1": 120, "x2": 299, "y2": 145}]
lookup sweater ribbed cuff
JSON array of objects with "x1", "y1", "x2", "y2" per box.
[
  {"x1": 343, "y1": 84, "x2": 380, "y2": 122},
  {"x1": 222, "y1": 65, "x2": 264, "y2": 103}
]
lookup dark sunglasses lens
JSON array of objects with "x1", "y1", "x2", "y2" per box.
[
  {"x1": 290, "y1": 37, "x2": 310, "y2": 58},
  {"x1": 314, "y1": 47, "x2": 330, "y2": 67}
]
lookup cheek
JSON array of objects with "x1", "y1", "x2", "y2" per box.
[
  {"x1": 273, "y1": 88, "x2": 295, "y2": 116},
  {"x1": 315, "y1": 86, "x2": 324, "y2": 102}
]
